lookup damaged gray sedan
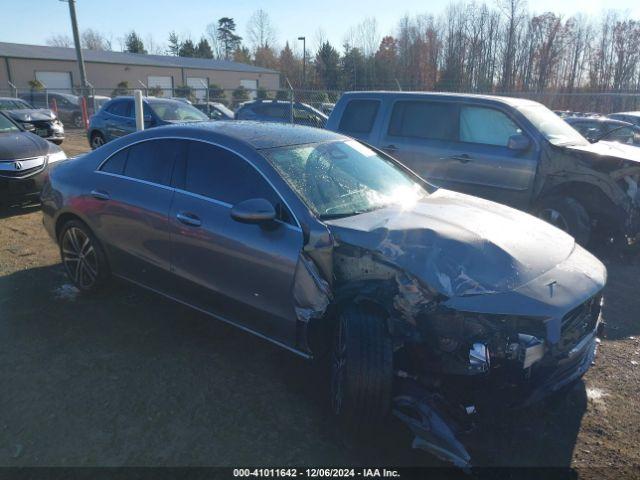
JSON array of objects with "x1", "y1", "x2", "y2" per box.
[{"x1": 41, "y1": 122, "x2": 606, "y2": 467}]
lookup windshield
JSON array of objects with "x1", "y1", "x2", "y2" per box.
[
  {"x1": 518, "y1": 104, "x2": 588, "y2": 146},
  {"x1": 148, "y1": 100, "x2": 209, "y2": 122},
  {"x1": 262, "y1": 140, "x2": 429, "y2": 219},
  {"x1": 0, "y1": 114, "x2": 19, "y2": 133},
  {"x1": 0, "y1": 99, "x2": 32, "y2": 110}
]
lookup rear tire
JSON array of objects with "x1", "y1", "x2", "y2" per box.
[
  {"x1": 330, "y1": 304, "x2": 393, "y2": 437},
  {"x1": 536, "y1": 195, "x2": 591, "y2": 246},
  {"x1": 72, "y1": 113, "x2": 84, "y2": 129},
  {"x1": 59, "y1": 220, "x2": 110, "y2": 293}
]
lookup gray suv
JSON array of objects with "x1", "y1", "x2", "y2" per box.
[{"x1": 327, "y1": 92, "x2": 640, "y2": 247}]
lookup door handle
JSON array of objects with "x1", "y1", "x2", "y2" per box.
[
  {"x1": 90, "y1": 189, "x2": 110, "y2": 201},
  {"x1": 176, "y1": 212, "x2": 202, "y2": 227}
]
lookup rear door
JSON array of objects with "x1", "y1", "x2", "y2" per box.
[
  {"x1": 90, "y1": 139, "x2": 183, "y2": 290},
  {"x1": 168, "y1": 140, "x2": 303, "y2": 346}
]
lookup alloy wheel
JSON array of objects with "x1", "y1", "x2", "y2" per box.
[{"x1": 61, "y1": 227, "x2": 98, "y2": 289}]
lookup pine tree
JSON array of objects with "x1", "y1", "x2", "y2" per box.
[
  {"x1": 178, "y1": 39, "x2": 197, "y2": 57},
  {"x1": 168, "y1": 31, "x2": 181, "y2": 56},
  {"x1": 124, "y1": 31, "x2": 146, "y2": 54},
  {"x1": 315, "y1": 41, "x2": 340, "y2": 90},
  {"x1": 196, "y1": 38, "x2": 214, "y2": 59},
  {"x1": 217, "y1": 17, "x2": 242, "y2": 60}
]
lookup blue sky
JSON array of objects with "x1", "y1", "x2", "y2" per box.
[{"x1": 3, "y1": 0, "x2": 639, "y2": 54}]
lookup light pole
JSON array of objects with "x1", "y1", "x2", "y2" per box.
[
  {"x1": 297, "y1": 36, "x2": 306, "y2": 88},
  {"x1": 60, "y1": 0, "x2": 88, "y2": 96}
]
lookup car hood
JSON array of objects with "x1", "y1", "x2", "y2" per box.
[
  {"x1": 324, "y1": 189, "x2": 577, "y2": 298},
  {"x1": 565, "y1": 140, "x2": 640, "y2": 164},
  {"x1": 4, "y1": 109, "x2": 56, "y2": 122},
  {"x1": 0, "y1": 131, "x2": 50, "y2": 160}
]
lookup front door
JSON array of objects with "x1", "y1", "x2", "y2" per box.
[
  {"x1": 168, "y1": 140, "x2": 303, "y2": 347},
  {"x1": 379, "y1": 100, "x2": 538, "y2": 208}
]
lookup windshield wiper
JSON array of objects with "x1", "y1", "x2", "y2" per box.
[{"x1": 319, "y1": 206, "x2": 384, "y2": 220}]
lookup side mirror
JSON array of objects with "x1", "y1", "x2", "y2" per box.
[
  {"x1": 230, "y1": 198, "x2": 276, "y2": 224},
  {"x1": 22, "y1": 122, "x2": 36, "y2": 132},
  {"x1": 507, "y1": 134, "x2": 530, "y2": 151}
]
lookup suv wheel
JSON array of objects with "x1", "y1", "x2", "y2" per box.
[
  {"x1": 90, "y1": 132, "x2": 105, "y2": 149},
  {"x1": 330, "y1": 305, "x2": 393, "y2": 436},
  {"x1": 537, "y1": 196, "x2": 591, "y2": 246},
  {"x1": 59, "y1": 220, "x2": 110, "y2": 293}
]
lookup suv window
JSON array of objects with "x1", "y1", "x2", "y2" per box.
[
  {"x1": 178, "y1": 141, "x2": 292, "y2": 223},
  {"x1": 459, "y1": 106, "x2": 521, "y2": 147},
  {"x1": 122, "y1": 139, "x2": 182, "y2": 185},
  {"x1": 339, "y1": 99, "x2": 380, "y2": 134},
  {"x1": 254, "y1": 103, "x2": 288, "y2": 119},
  {"x1": 388, "y1": 101, "x2": 458, "y2": 140},
  {"x1": 106, "y1": 100, "x2": 131, "y2": 117}
]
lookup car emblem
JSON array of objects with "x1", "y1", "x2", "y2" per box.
[{"x1": 14, "y1": 161, "x2": 23, "y2": 170}]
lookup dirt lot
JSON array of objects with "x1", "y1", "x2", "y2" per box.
[{"x1": 0, "y1": 131, "x2": 639, "y2": 476}]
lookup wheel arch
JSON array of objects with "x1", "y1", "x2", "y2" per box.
[{"x1": 535, "y1": 180, "x2": 625, "y2": 231}]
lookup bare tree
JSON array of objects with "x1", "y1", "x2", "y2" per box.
[
  {"x1": 81, "y1": 29, "x2": 112, "y2": 51},
  {"x1": 46, "y1": 34, "x2": 73, "y2": 48},
  {"x1": 246, "y1": 9, "x2": 276, "y2": 51}
]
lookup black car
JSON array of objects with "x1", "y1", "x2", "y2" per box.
[
  {"x1": 566, "y1": 116, "x2": 640, "y2": 146},
  {"x1": 608, "y1": 111, "x2": 640, "y2": 127},
  {"x1": 236, "y1": 99, "x2": 328, "y2": 128},
  {"x1": 41, "y1": 121, "x2": 605, "y2": 466},
  {"x1": 18, "y1": 91, "x2": 84, "y2": 128},
  {"x1": 0, "y1": 112, "x2": 67, "y2": 205},
  {"x1": 0, "y1": 97, "x2": 65, "y2": 144}
]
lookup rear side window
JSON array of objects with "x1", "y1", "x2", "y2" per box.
[
  {"x1": 106, "y1": 101, "x2": 131, "y2": 117},
  {"x1": 388, "y1": 101, "x2": 458, "y2": 140},
  {"x1": 179, "y1": 141, "x2": 292, "y2": 223},
  {"x1": 122, "y1": 139, "x2": 183, "y2": 185},
  {"x1": 459, "y1": 106, "x2": 521, "y2": 147},
  {"x1": 101, "y1": 149, "x2": 128, "y2": 175},
  {"x1": 338, "y1": 99, "x2": 380, "y2": 134}
]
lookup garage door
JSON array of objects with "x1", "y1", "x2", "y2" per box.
[
  {"x1": 240, "y1": 79, "x2": 258, "y2": 99},
  {"x1": 187, "y1": 77, "x2": 208, "y2": 101},
  {"x1": 148, "y1": 76, "x2": 173, "y2": 98},
  {"x1": 35, "y1": 71, "x2": 72, "y2": 92}
]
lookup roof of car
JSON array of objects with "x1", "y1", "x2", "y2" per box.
[
  {"x1": 610, "y1": 111, "x2": 640, "y2": 117},
  {"x1": 340, "y1": 90, "x2": 541, "y2": 107},
  {"x1": 161, "y1": 120, "x2": 346, "y2": 149}
]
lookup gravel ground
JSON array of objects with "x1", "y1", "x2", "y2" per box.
[{"x1": 0, "y1": 132, "x2": 638, "y2": 476}]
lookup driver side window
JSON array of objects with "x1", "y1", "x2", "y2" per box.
[
  {"x1": 175, "y1": 141, "x2": 294, "y2": 224},
  {"x1": 459, "y1": 106, "x2": 522, "y2": 147}
]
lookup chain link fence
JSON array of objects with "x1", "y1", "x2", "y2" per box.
[{"x1": 2, "y1": 84, "x2": 640, "y2": 131}]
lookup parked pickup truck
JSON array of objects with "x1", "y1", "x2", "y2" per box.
[{"x1": 326, "y1": 91, "x2": 640, "y2": 247}]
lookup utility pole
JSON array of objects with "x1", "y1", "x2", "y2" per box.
[
  {"x1": 63, "y1": 0, "x2": 89, "y2": 96},
  {"x1": 298, "y1": 36, "x2": 306, "y2": 88}
]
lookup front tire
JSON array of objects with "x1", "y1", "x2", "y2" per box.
[
  {"x1": 59, "y1": 220, "x2": 110, "y2": 293},
  {"x1": 536, "y1": 195, "x2": 591, "y2": 246},
  {"x1": 72, "y1": 113, "x2": 84, "y2": 129},
  {"x1": 330, "y1": 305, "x2": 393, "y2": 436}
]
